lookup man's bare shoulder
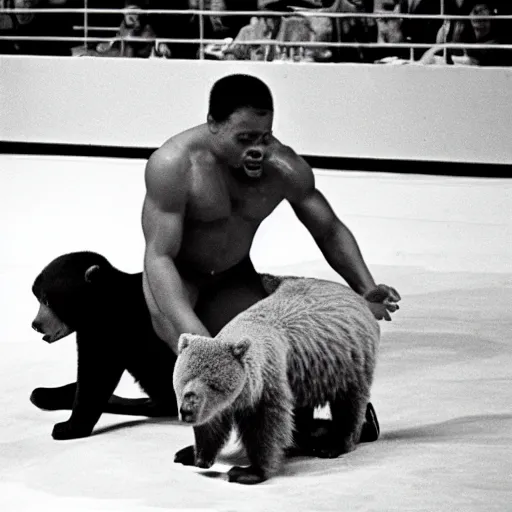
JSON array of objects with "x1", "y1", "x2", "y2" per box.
[
  {"x1": 149, "y1": 125, "x2": 204, "y2": 173},
  {"x1": 145, "y1": 144, "x2": 188, "y2": 200},
  {"x1": 269, "y1": 136, "x2": 315, "y2": 203},
  {"x1": 145, "y1": 124, "x2": 210, "y2": 206}
]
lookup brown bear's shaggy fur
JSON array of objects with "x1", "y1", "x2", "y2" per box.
[{"x1": 173, "y1": 275, "x2": 380, "y2": 484}]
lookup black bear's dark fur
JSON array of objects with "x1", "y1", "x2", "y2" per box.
[{"x1": 31, "y1": 251, "x2": 178, "y2": 440}]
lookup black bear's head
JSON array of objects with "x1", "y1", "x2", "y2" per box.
[{"x1": 31, "y1": 251, "x2": 116, "y2": 343}]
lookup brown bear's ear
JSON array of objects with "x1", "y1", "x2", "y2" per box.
[
  {"x1": 84, "y1": 265, "x2": 101, "y2": 283},
  {"x1": 231, "y1": 338, "x2": 250, "y2": 360},
  {"x1": 178, "y1": 334, "x2": 192, "y2": 354}
]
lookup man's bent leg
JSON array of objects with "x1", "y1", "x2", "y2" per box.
[
  {"x1": 193, "y1": 259, "x2": 269, "y2": 336},
  {"x1": 360, "y1": 403, "x2": 380, "y2": 443}
]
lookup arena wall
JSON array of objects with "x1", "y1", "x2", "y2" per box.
[{"x1": 1, "y1": 56, "x2": 512, "y2": 165}]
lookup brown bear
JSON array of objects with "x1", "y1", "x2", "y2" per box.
[{"x1": 173, "y1": 275, "x2": 380, "y2": 484}]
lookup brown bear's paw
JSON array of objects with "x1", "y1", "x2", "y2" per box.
[
  {"x1": 310, "y1": 445, "x2": 346, "y2": 459},
  {"x1": 228, "y1": 465, "x2": 267, "y2": 485},
  {"x1": 174, "y1": 445, "x2": 196, "y2": 466},
  {"x1": 31, "y1": 384, "x2": 77, "y2": 411},
  {"x1": 174, "y1": 446, "x2": 216, "y2": 468},
  {"x1": 284, "y1": 445, "x2": 305, "y2": 457},
  {"x1": 52, "y1": 421, "x2": 92, "y2": 441},
  {"x1": 195, "y1": 457, "x2": 215, "y2": 469}
]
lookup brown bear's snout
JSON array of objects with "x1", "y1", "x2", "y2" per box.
[{"x1": 180, "y1": 391, "x2": 199, "y2": 423}]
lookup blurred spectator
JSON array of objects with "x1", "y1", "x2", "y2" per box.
[
  {"x1": 372, "y1": 0, "x2": 409, "y2": 60},
  {"x1": 221, "y1": 15, "x2": 273, "y2": 60},
  {"x1": 146, "y1": 1, "x2": 195, "y2": 59},
  {"x1": 276, "y1": 15, "x2": 316, "y2": 61},
  {"x1": 221, "y1": 0, "x2": 264, "y2": 38},
  {"x1": 434, "y1": 0, "x2": 467, "y2": 46},
  {"x1": 189, "y1": 0, "x2": 230, "y2": 38},
  {"x1": 325, "y1": 0, "x2": 375, "y2": 63},
  {"x1": 219, "y1": 1, "x2": 317, "y2": 62},
  {"x1": 208, "y1": 0, "x2": 234, "y2": 37},
  {"x1": 220, "y1": 0, "x2": 374, "y2": 63},
  {"x1": 373, "y1": 0, "x2": 459, "y2": 61},
  {"x1": 1, "y1": 0, "x2": 510, "y2": 62},
  {"x1": 96, "y1": 2, "x2": 156, "y2": 57},
  {"x1": 148, "y1": 1, "x2": 254, "y2": 60},
  {"x1": 263, "y1": 2, "x2": 320, "y2": 62},
  {"x1": 267, "y1": 0, "x2": 376, "y2": 63},
  {"x1": 420, "y1": 0, "x2": 512, "y2": 66},
  {"x1": 0, "y1": 0, "x2": 19, "y2": 53},
  {"x1": 401, "y1": 0, "x2": 459, "y2": 59},
  {"x1": 1, "y1": 0, "x2": 77, "y2": 56}
]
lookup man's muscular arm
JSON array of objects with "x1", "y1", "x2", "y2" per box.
[
  {"x1": 142, "y1": 150, "x2": 211, "y2": 353},
  {"x1": 267, "y1": 141, "x2": 400, "y2": 320},
  {"x1": 292, "y1": 184, "x2": 377, "y2": 296}
]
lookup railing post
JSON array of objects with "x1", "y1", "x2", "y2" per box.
[
  {"x1": 441, "y1": 0, "x2": 447, "y2": 62},
  {"x1": 199, "y1": 0, "x2": 205, "y2": 60},
  {"x1": 84, "y1": 0, "x2": 88, "y2": 48}
]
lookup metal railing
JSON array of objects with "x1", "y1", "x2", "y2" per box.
[{"x1": 1, "y1": 4, "x2": 511, "y2": 63}]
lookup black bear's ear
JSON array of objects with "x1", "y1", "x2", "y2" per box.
[
  {"x1": 231, "y1": 338, "x2": 250, "y2": 360},
  {"x1": 84, "y1": 265, "x2": 101, "y2": 283}
]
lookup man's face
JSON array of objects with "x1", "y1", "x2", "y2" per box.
[
  {"x1": 212, "y1": 107, "x2": 274, "y2": 178},
  {"x1": 125, "y1": 13, "x2": 141, "y2": 28},
  {"x1": 263, "y1": 16, "x2": 277, "y2": 33},
  {"x1": 16, "y1": 0, "x2": 39, "y2": 25},
  {"x1": 124, "y1": 5, "x2": 141, "y2": 29},
  {"x1": 470, "y1": 4, "x2": 493, "y2": 38}
]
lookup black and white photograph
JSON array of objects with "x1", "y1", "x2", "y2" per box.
[{"x1": 1, "y1": 1, "x2": 511, "y2": 511}]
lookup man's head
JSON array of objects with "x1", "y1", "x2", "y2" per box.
[
  {"x1": 207, "y1": 74, "x2": 274, "y2": 178},
  {"x1": 124, "y1": 3, "x2": 142, "y2": 29},
  {"x1": 468, "y1": 2, "x2": 497, "y2": 39}
]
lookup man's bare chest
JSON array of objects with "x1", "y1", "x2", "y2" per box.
[{"x1": 186, "y1": 166, "x2": 284, "y2": 223}]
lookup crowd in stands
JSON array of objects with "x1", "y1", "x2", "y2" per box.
[{"x1": 1, "y1": 0, "x2": 511, "y2": 66}]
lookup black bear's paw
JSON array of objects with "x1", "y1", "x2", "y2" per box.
[
  {"x1": 52, "y1": 421, "x2": 92, "y2": 441},
  {"x1": 227, "y1": 465, "x2": 267, "y2": 485},
  {"x1": 174, "y1": 445, "x2": 196, "y2": 466},
  {"x1": 30, "y1": 383, "x2": 76, "y2": 411}
]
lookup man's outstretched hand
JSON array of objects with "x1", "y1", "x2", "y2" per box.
[{"x1": 364, "y1": 284, "x2": 401, "y2": 321}]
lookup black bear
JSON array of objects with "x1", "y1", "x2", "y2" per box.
[{"x1": 30, "y1": 251, "x2": 178, "y2": 440}]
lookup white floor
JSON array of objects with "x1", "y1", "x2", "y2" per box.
[{"x1": 1, "y1": 154, "x2": 511, "y2": 512}]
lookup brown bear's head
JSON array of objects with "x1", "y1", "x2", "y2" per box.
[{"x1": 173, "y1": 333, "x2": 250, "y2": 425}]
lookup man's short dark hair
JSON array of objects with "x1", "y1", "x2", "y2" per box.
[{"x1": 208, "y1": 74, "x2": 274, "y2": 123}]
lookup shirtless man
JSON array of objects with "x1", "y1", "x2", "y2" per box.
[{"x1": 142, "y1": 74, "x2": 400, "y2": 449}]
